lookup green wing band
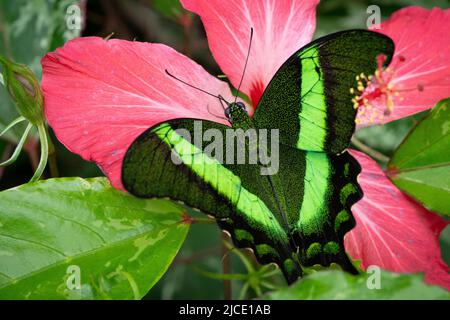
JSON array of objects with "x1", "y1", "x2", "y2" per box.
[
  {"x1": 297, "y1": 50, "x2": 327, "y2": 150},
  {"x1": 298, "y1": 152, "x2": 331, "y2": 235}
]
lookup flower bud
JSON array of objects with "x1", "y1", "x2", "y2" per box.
[{"x1": 0, "y1": 55, "x2": 44, "y2": 125}]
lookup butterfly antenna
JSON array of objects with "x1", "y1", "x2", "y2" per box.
[
  {"x1": 165, "y1": 69, "x2": 222, "y2": 100},
  {"x1": 217, "y1": 94, "x2": 230, "y2": 111},
  {"x1": 234, "y1": 27, "x2": 253, "y2": 104}
]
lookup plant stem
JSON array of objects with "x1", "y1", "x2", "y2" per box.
[
  {"x1": 221, "y1": 232, "x2": 232, "y2": 300},
  {"x1": 45, "y1": 125, "x2": 59, "y2": 178},
  {"x1": 351, "y1": 137, "x2": 390, "y2": 164},
  {"x1": 0, "y1": 122, "x2": 32, "y2": 167},
  {"x1": 0, "y1": 116, "x2": 26, "y2": 137},
  {"x1": 30, "y1": 123, "x2": 48, "y2": 182}
]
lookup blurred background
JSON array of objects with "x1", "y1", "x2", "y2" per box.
[{"x1": 0, "y1": 0, "x2": 449, "y2": 299}]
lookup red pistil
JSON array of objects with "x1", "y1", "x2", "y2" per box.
[{"x1": 352, "y1": 54, "x2": 404, "y2": 125}]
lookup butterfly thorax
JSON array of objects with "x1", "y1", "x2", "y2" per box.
[{"x1": 225, "y1": 102, "x2": 254, "y2": 130}]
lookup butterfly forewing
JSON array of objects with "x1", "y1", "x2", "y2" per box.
[{"x1": 253, "y1": 29, "x2": 395, "y2": 154}]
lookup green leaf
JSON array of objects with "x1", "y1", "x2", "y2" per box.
[
  {"x1": 0, "y1": 177, "x2": 190, "y2": 299},
  {"x1": 152, "y1": 0, "x2": 183, "y2": 20},
  {"x1": 354, "y1": 111, "x2": 428, "y2": 162},
  {"x1": 0, "y1": 0, "x2": 83, "y2": 141},
  {"x1": 264, "y1": 270, "x2": 450, "y2": 300},
  {"x1": 388, "y1": 98, "x2": 450, "y2": 217}
]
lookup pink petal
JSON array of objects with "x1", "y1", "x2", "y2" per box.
[
  {"x1": 181, "y1": 0, "x2": 319, "y2": 106},
  {"x1": 345, "y1": 150, "x2": 450, "y2": 290},
  {"x1": 42, "y1": 37, "x2": 234, "y2": 190},
  {"x1": 357, "y1": 7, "x2": 450, "y2": 126}
]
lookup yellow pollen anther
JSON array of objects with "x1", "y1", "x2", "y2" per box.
[{"x1": 351, "y1": 59, "x2": 403, "y2": 126}]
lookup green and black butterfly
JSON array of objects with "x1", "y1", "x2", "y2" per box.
[{"x1": 122, "y1": 30, "x2": 394, "y2": 284}]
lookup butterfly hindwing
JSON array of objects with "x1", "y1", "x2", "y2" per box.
[
  {"x1": 253, "y1": 29, "x2": 395, "y2": 153},
  {"x1": 292, "y1": 151, "x2": 361, "y2": 270}
]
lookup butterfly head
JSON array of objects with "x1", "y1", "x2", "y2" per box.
[{"x1": 224, "y1": 101, "x2": 248, "y2": 124}]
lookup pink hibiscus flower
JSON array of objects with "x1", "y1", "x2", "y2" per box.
[
  {"x1": 345, "y1": 6, "x2": 450, "y2": 290},
  {"x1": 355, "y1": 6, "x2": 450, "y2": 126},
  {"x1": 41, "y1": 1, "x2": 450, "y2": 289}
]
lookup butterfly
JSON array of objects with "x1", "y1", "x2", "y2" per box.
[{"x1": 121, "y1": 30, "x2": 394, "y2": 284}]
